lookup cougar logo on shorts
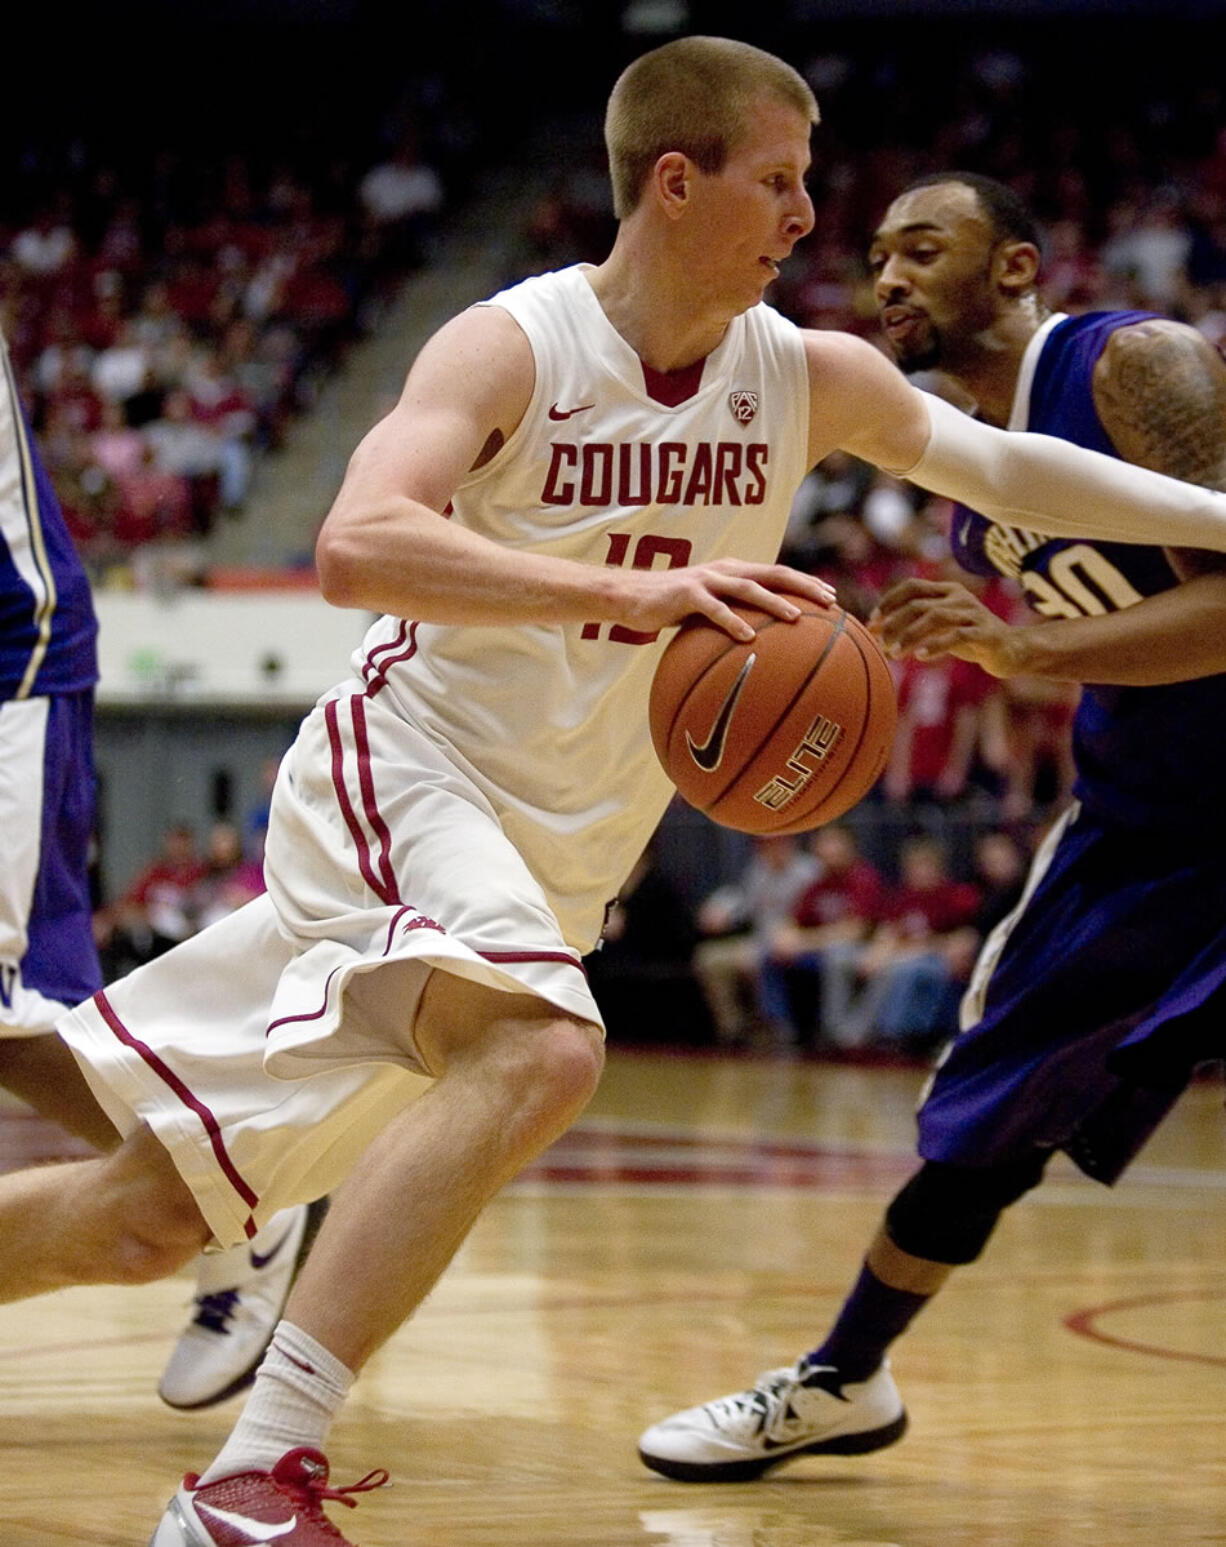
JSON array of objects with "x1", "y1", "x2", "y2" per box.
[
  {"x1": 402, "y1": 913, "x2": 446, "y2": 937},
  {"x1": 729, "y1": 390, "x2": 758, "y2": 425},
  {"x1": 0, "y1": 962, "x2": 17, "y2": 1010}
]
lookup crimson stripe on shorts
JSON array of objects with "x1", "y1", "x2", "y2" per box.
[
  {"x1": 384, "y1": 905, "x2": 414, "y2": 953},
  {"x1": 325, "y1": 697, "x2": 398, "y2": 905},
  {"x1": 266, "y1": 963, "x2": 346, "y2": 1035},
  {"x1": 480, "y1": 949, "x2": 588, "y2": 980},
  {"x1": 364, "y1": 621, "x2": 421, "y2": 699},
  {"x1": 350, "y1": 693, "x2": 399, "y2": 903},
  {"x1": 92, "y1": 989, "x2": 260, "y2": 1225},
  {"x1": 361, "y1": 620, "x2": 409, "y2": 688},
  {"x1": 266, "y1": 908, "x2": 414, "y2": 1037}
]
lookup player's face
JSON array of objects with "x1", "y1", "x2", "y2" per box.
[
  {"x1": 867, "y1": 184, "x2": 1001, "y2": 373},
  {"x1": 689, "y1": 98, "x2": 815, "y2": 309}
]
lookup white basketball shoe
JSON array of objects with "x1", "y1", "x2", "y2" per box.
[
  {"x1": 159, "y1": 1199, "x2": 328, "y2": 1410},
  {"x1": 638, "y1": 1358, "x2": 907, "y2": 1481}
]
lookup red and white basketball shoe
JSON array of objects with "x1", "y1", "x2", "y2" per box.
[{"x1": 149, "y1": 1447, "x2": 388, "y2": 1546}]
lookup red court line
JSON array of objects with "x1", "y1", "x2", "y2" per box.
[{"x1": 1064, "y1": 1289, "x2": 1226, "y2": 1368}]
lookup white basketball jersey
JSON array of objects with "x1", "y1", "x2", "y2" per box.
[{"x1": 350, "y1": 264, "x2": 811, "y2": 949}]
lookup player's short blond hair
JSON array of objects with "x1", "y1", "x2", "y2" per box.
[{"x1": 605, "y1": 36, "x2": 819, "y2": 219}]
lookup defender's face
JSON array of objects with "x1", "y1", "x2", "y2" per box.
[
  {"x1": 867, "y1": 184, "x2": 1000, "y2": 373},
  {"x1": 689, "y1": 97, "x2": 815, "y2": 309}
]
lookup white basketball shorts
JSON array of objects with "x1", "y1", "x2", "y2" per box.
[{"x1": 59, "y1": 684, "x2": 605, "y2": 1246}]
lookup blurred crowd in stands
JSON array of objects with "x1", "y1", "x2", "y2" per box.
[
  {"x1": 3, "y1": 111, "x2": 449, "y2": 575},
  {"x1": 587, "y1": 813, "x2": 1032, "y2": 1060},
  {"x1": 99, "y1": 817, "x2": 267, "y2": 978},
  {"x1": 95, "y1": 753, "x2": 281, "y2": 980}
]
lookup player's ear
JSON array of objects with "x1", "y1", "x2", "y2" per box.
[
  {"x1": 654, "y1": 153, "x2": 691, "y2": 219},
  {"x1": 996, "y1": 239, "x2": 1041, "y2": 297}
]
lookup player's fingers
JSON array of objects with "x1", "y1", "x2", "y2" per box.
[
  {"x1": 880, "y1": 608, "x2": 969, "y2": 655},
  {"x1": 691, "y1": 594, "x2": 759, "y2": 641},
  {"x1": 872, "y1": 598, "x2": 947, "y2": 644},
  {"x1": 699, "y1": 573, "x2": 803, "y2": 622},
  {"x1": 876, "y1": 576, "x2": 950, "y2": 613},
  {"x1": 762, "y1": 568, "x2": 837, "y2": 605},
  {"x1": 711, "y1": 561, "x2": 836, "y2": 608},
  {"x1": 897, "y1": 625, "x2": 971, "y2": 661}
]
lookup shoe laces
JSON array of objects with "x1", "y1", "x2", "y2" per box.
[
  {"x1": 192, "y1": 1288, "x2": 241, "y2": 1335},
  {"x1": 707, "y1": 1364, "x2": 802, "y2": 1438},
  {"x1": 273, "y1": 1450, "x2": 389, "y2": 1536}
]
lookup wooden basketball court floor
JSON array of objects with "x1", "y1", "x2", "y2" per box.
[{"x1": 1, "y1": 1050, "x2": 1222, "y2": 1546}]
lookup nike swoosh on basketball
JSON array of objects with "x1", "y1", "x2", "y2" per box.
[
  {"x1": 686, "y1": 653, "x2": 757, "y2": 772},
  {"x1": 548, "y1": 401, "x2": 594, "y2": 420},
  {"x1": 197, "y1": 1500, "x2": 297, "y2": 1540},
  {"x1": 249, "y1": 1226, "x2": 295, "y2": 1271}
]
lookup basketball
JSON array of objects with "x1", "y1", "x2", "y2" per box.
[{"x1": 648, "y1": 595, "x2": 897, "y2": 835}]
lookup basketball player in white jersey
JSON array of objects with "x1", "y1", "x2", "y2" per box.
[{"x1": 3, "y1": 36, "x2": 1226, "y2": 1547}]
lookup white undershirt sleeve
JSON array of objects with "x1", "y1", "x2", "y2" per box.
[{"x1": 890, "y1": 391, "x2": 1226, "y2": 551}]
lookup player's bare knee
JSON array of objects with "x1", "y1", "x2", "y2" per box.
[
  {"x1": 536, "y1": 1016, "x2": 604, "y2": 1117},
  {"x1": 112, "y1": 1222, "x2": 202, "y2": 1285},
  {"x1": 492, "y1": 1016, "x2": 604, "y2": 1143},
  {"x1": 94, "y1": 1128, "x2": 210, "y2": 1283}
]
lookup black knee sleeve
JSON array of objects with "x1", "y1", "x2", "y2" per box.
[{"x1": 884, "y1": 1153, "x2": 1050, "y2": 1266}]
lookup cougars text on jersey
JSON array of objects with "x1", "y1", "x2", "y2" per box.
[{"x1": 541, "y1": 440, "x2": 769, "y2": 509}]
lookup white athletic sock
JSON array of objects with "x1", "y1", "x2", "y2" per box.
[{"x1": 197, "y1": 1321, "x2": 355, "y2": 1485}]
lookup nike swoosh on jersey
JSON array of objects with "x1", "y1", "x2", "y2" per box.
[
  {"x1": 685, "y1": 653, "x2": 757, "y2": 772},
  {"x1": 249, "y1": 1226, "x2": 295, "y2": 1272},
  {"x1": 197, "y1": 1499, "x2": 298, "y2": 1540},
  {"x1": 548, "y1": 401, "x2": 594, "y2": 420}
]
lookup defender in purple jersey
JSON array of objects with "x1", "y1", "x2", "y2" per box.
[
  {"x1": 640, "y1": 172, "x2": 1226, "y2": 1482},
  {"x1": 0, "y1": 332, "x2": 323, "y2": 1414}
]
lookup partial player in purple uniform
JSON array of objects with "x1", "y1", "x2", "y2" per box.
[
  {"x1": 639, "y1": 171, "x2": 1226, "y2": 1481},
  {"x1": 0, "y1": 330, "x2": 324, "y2": 1413}
]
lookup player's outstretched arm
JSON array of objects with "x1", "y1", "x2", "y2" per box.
[
  {"x1": 869, "y1": 318, "x2": 1226, "y2": 687},
  {"x1": 872, "y1": 573, "x2": 1226, "y2": 685},
  {"x1": 801, "y1": 330, "x2": 1226, "y2": 552},
  {"x1": 317, "y1": 305, "x2": 831, "y2": 639}
]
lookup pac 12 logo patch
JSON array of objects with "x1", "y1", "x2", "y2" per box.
[{"x1": 729, "y1": 390, "x2": 758, "y2": 425}]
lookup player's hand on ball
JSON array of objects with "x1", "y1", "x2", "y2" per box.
[
  {"x1": 650, "y1": 594, "x2": 896, "y2": 833},
  {"x1": 618, "y1": 559, "x2": 835, "y2": 642},
  {"x1": 870, "y1": 577, "x2": 1024, "y2": 678}
]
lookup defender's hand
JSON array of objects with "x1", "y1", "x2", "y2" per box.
[{"x1": 870, "y1": 578, "x2": 1025, "y2": 678}]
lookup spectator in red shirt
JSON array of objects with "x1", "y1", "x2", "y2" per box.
[
  {"x1": 758, "y1": 824, "x2": 885, "y2": 1049},
  {"x1": 189, "y1": 821, "x2": 267, "y2": 931},
  {"x1": 834, "y1": 835, "x2": 982, "y2": 1052},
  {"x1": 883, "y1": 651, "x2": 999, "y2": 806},
  {"x1": 108, "y1": 822, "x2": 208, "y2": 965}
]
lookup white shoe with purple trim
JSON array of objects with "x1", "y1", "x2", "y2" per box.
[{"x1": 159, "y1": 1199, "x2": 329, "y2": 1410}]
